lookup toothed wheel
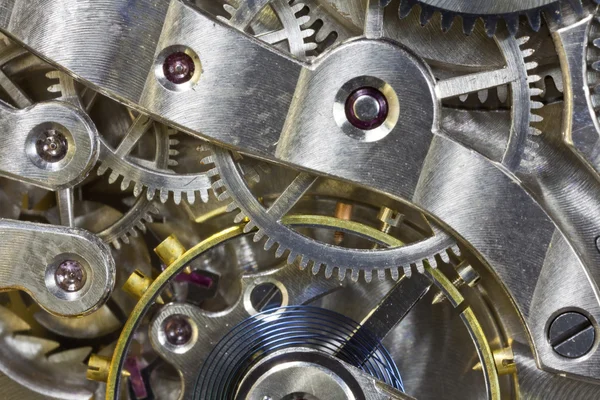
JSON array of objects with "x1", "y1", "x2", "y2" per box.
[
  {"x1": 222, "y1": 0, "x2": 318, "y2": 59},
  {"x1": 204, "y1": 145, "x2": 459, "y2": 281},
  {"x1": 398, "y1": 0, "x2": 574, "y2": 35}
]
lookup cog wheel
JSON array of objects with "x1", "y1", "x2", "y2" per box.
[
  {"x1": 398, "y1": 0, "x2": 586, "y2": 36},
  {"x1": 48, "y1": 71, "x2": 212, "y2": 205},
  {"x1": 222, "y1": 0, "x2": 317, "y2": 58},
  {"x1": 0, "y1": 43, "x2": 158, "y2": 248},
  {"x1": 204, "y1": 145, "x2": 459, "y2": 282}
]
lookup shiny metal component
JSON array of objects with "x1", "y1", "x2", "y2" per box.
[
  {"x1": 49, "y1": 70, "x2": 212, "y2": 205},
  {"x1": 0, "y1": 219, "x2": 115, "y2": 316},
  {"x1": 0, "y1": 305, "x2": 97, "y2": 399},
  {"x1": 236, "y1": 348, "x2": 414, "y2": 400},
  {"x1": 399, "y1": 0, "x2": 565, "y2": 35},
  {"x1": 0, "y1": 99, "x2": 98, "y2": 190},
  {"x1": 548, "y1": 312, "x2": 596, "y2": 359}
]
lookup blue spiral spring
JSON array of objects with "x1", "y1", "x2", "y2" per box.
[{"x1": 194, "y1": 306, "x2": 404, "y2": 399}]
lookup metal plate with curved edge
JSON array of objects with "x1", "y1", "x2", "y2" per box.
[
  {"x1": 0, "y1": 100, "x2": 98, "y2": 190},
  {"x1": 0, "y1": 219, "x2": 115, "y2": 316}
]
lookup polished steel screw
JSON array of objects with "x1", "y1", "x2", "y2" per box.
[
  {"x1": 548, "y1": 311, "x2": 595, "y2": 358},
  {"x1": 54, "y1": 260, "x2": 86, "y2": 292},
  {"x1": 35, "y1": 129, "x2": 68, "y2": 163},
  {"x1": 163, "y1": 315, "x2": 193, "y2": 346}
]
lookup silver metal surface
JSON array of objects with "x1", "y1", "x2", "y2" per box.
[
  {"x1": 0, "y1": 219, "x2": 115, "y2": 316},
  {"x1": 236, "y1": 348, "x2": 414, "y2": 400},
  {"x1": 0, "y1": 99, "x2": 98, "y2": 190}
]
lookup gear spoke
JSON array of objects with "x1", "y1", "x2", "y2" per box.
[
  {"x1": 436, "y1": 68, "x2": 518, "y2": 100},
  {"x1": 114, "y1": 114, "x2": 152, "y2": 159}
]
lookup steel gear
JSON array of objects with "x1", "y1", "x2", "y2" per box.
[
  {"x1": 398, "y1": 0, "x2": 587, "y2": 35},
  {"x1": 48, "y1": 71, "x2": 212, "y2": 205}
]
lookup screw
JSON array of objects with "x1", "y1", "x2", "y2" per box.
[
  {"x1": 163, "y1": 52, "x2": 195, "y2": 84},
  {"x1": 345, "y1": 87, "x2": 388, "y2": 130},
  {"x1": 163, "y1": 315, "x2": 193, "y2": 346},
  {"x1": 54, "y1": 260, "x2": 86, "y2": 292},
  {"x1": 548, "y1": 312, "x2": 595, "y2": 358},
  {"x1": 35, "y1": 129, "x2": 68, "y2": 163}
]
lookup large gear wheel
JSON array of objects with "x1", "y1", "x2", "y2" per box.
[{"x1": 399, "y1": 0, "x2": 581, "y2": 35}]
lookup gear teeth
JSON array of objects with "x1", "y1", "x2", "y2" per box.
[
  {"x1": 324, "y1": 265, "x2": 334, "y2": 279},
  {"x1": 274, "y1": 245, "x2": 286, "y2": 259},
  {"x1": 311, "y1": 262, "x2": 322, "y2": 276},
  {"x1": 252, "y1": 229, "x2": 265, "y2": 241},
  {"x1": 299, "y1": 256, "x2": 310, "y2": 270},
  {"x1": 287, "y1": 251, "x2": 299, "y2": 265},
  {"x1": 264, "y1": 238, "x2": 276, "y2": 251}
]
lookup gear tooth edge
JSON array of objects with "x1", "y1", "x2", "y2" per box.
[
  {"x1": 274, "y1": 245, "x2": 286, "y2": 259},
  {"x1": 398, "y1": 0, "x2": 417, "y2": 18},
  {"x1": 146, "y1": 188, "x2": 157, "y2": 201},
  {"x1": 287, "y1": 251, "x2": 299, "y2": 265},
  {"x1": 461, "y1": 16, "x2": 478, "y2": 35},
  {"x1": 112, "y1": 239, "x2": 121, "y2": 249},
  {"x1": 350, "y1": 268, "x2": 360, "y2": 282},
  {"x1": 299, "y1": 256, "x2": 310, "y2": 270},
  {"x1": 252, "y1": 228, "x2": 264, "y2": 241},
  {"x1": 121, "y1": 235, "x2": 130, "y2": 245},
  {"x1": 503, "y1": 14, "x2": 519, "y2": 36},
  {"x1": 324, "y1": 264, "x2": 334, "y2": 279},
  {"x1": 130, "y1": 183, "x2": 141, "y2": 197},
  {"x1": 477, "y1": 90, "x2": 488, "y2": 103},
  {"x1": 312, "y1": 262, "x2": 323, "y2": 276},
  {"x1": 291, "y1": 2, "x2": 305, "y2": 14},
  {"x1": 450, "y1": 245, "x2": 461, "y2": 257},
  {"x1": 517, "y1": 36, "x2": 531, "y2": 46},
  {"x1": 264, "y1": 238, "x2": 276, "y2": 251},
  {"x1": 521, "y1": 48, "x2": 535, "y2": 59},
  {"x1": 483, "y1": 16, "x2": 498, "y2": 37},
  {"x1": 440, "y1": 12, "x2": 455, "y2": 32},
  {"x1": 362, "y1": 269, "x2": 372, "y2": 283},
  {"x1": 108, "y1": 171, "x2": 120, "y2": 185},
  {"x1": 525, "y1": 61, "x2": 539, "y2": 71},
  {"x1": 222, "y1": 4, "x2": 237, "y2": 17},
  {"x1": 337, "y1": 267, "x2": 347, "y2": 281},
  {"x1": 530, "y1": 87, "x2": 544, "y2": 97},
  {"x1": 97, "y1": 163, "x2": 109, "y2": 176},
  {"x1": 526, "y1": 10, "x2": 542, "y2": 31},
  {"x1": 377, "y1": 269, "x2": 386, "y2": 281},
  {"x1": 234, "y1": 211, "x2": 247, "y2": 224},
  {"x1": 120, "y1": 179, "x2": 131, "y2": 191},
  {"x1": 416, "y1": 261, "x2": 426, "y2": 274},
  {"x1": 529, "y1": 126, "x2": 543, "y2": 136},
  {"x1": 172, "y1": 191, "x2": 182, "y2": 205},
  {"x1": 301, "y1": 28, "x2": 315, "y2": 39},
  {"x1": 391, "y1": 267, "x2": 401, "y2": 281},
  {"x1": 419, "y1": 5, "x2": 435, "y2": 26},
  {"x1": 527, "y1": 75, "x2": 542, "y2": 84},
  {"x1": 296, "y1": 15, "x2": 311, "y2": 26},
  {"x1": 225, "y1": 202, "x2": 239, "y2": 213},
  {"x1": 439, "y1": 250, "x2": 451, "y2": 263},
  {"x1": 168, "y1": 159, "x2": 179, "y2": 167},
  {"x1": 184, "y1": 191, "x2": 195, "y2": 204},
  {"x1": 530, "y1": 113, "x2": 544, "y2": 123}
]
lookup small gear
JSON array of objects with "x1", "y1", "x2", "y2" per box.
[
  {"x1": 48, "y1": 71, "x2": 212, "y2": 205},
  {"x1": 398, "y1": 0, "x2": 589, "y2": 36}
]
